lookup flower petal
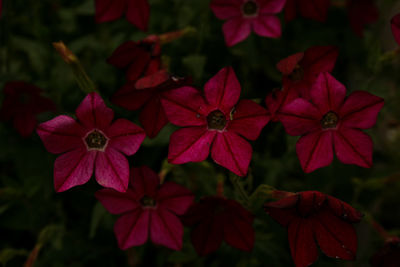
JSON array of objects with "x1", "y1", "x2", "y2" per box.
[
  {"x1": 95, "y1": 0, "x2": 125, "y2": 23},
  {"x1": 298, "y1": 0, "x2": 330, "y2": 22},
  {"x1": 265, "y1": 86, "x2": 300, "y2": 121},
  {"x1": 333, "y1": 128, "x2": 373, "y2": 168},
  {"x1": 95, "y1": 188, "x2": 139, "y2": 215},
  {"x1": 223, "y1": 209, "x2": 255, "y2": 252},
  {"x1": 54, "y1": 148, "x2": 96, "y2": 192},
  {"x1": 126, "y1": 0, "x2": 150, "y2": 31},
  {"x1": 139, "y1": 97, "x2": 169, "y2": 138},
  {"x1": 340, "y1": 91, "x2": 384, "y2": 129},
  {"x1": 107, "y1": 41, "x2": 140, "y2": 69},
  {"x1": 284, "y1": 0, "x2": 297, "y2": 22},
  {"x1": 125, "y1": 50, "x2": 152, "y2": 81},
  {"x1": 222, "y1": 17, "x2": 252, "y2": 46},
  {"x1": 327, "y1": 196, "x2": 363, "y2": 223},
  {"x1": 391, "y1": 13, "x2": 400, "y2": 46},
  {"x1": 157, "y1": 182, "x2": 194, "y2": 215},
  {"x1": 131, "y1": 166, "x2": 160, "y2": 198},
  {"x1": 211, "y1": 132, "x2": 252, "y2": 176},
  {"x1": 76, "y1": 92, "x2": 114, "y2": 129},
  {"x1": 228, "y1": 99, "x2": 270, "y2": 140},
  {"x1": 168, "y1": 127, "x2": 216, "y2": 164},
  {"x1": 112, "y1": 82, "x2": 154, "y2": 111},
  {"x1": 276, "y1": 52, "x2": 304, "y2": 75},
  {"x1": 301, "y1": 46, "x2": 339, "y2": 83},
  {"x1": 259, "y1": 0, "x2": 286, "y2": 13},
  {"x1": 95, "y1": 148, "x2": 129, "y2": 192},
  {"x1": 107, "y1": 118, "x2": 145, "y2": 155},
  {"x1": 115, "y1": 210, "x2": 149, "y2": 250},
  {"x1": 296, "y1": 130, "x2": 334, "y2": 173},
  {"x1": 191, "y1": 215, "x2": 224, "y2": 256},
  {"x1": 13, "y1": 113, "x2": 37, "y2": 138},
  {"x1": 252, "y1": 15, "x2": 281, "y2": 38},
  {"x1": 210, "y1": 0, "x2": 242, "y2": 20},
  {"x1": 150, "y1": 209, "x2": 184, "y2": 250}
]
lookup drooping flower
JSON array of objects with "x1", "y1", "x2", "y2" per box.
[
  {"x1": 94, "y1": 0, "x2": 150, "y2": 31},
  {"x1": 278, "y1": 72, "x2": 384, "y2": 173},
  {"x1": 183, "y1": 196, "x2": 254, "y2": 256},
  {"x1": 347, "y1": 0, "x2": 379, "y2": 37},
  {"x1": 0, "y1": 81, "x2": 56, "y2": 137},
  {"x1": 161, "y1": 67, "x2": 270, "y2": 176},
  {"x1": 112, "y1": 70, "x2": 192, "y2": 138},
  {"x1": 37, "y1": 92, "x2": 145, "y2": 192},
  {"x1": 370, "y1": 237, "x2": 400, "y2": 267},
  {"x1": 264, "y1": 190, "x2": 363, "y2": 267},
  {"x1": 95, "y1": 166, "x2": 194, "y2": 250},
  {"x1": 391, "y1": 13, "x2": 400, "y2": 46},
  {"x1": 284, "y1": 0, "x2": 330, "y2": 22},
  {"x1": 210, "y1": 0, "x2": 286, "y2": 46}
]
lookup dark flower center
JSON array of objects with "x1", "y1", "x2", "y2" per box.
[
  {"x1": 207, "y1": 110, "x2": 227, "y2": 130},
  {"x1": 140, "y1": 196, "x2": 156, "y2": 207},
  {"x1": 85, "y1": 130, "x2": 107, "y2": 149},
  {"x1": 242, "y1": 1, "x2": 259, "y2": 16},
  {"x1": 289, "y1": 65, "x2": 304, "y2": 81},
  {"x1": 321, "y1": 111, "x2": 339, "y2": 129}
]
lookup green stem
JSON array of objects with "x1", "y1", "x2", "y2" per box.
[{"x1": 229, "y1": 174, "x2": 250, "y2": 206}]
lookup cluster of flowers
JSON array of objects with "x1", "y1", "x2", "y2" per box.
[{"x1": 1, "y1": 0, "x2": 400, "y2": 266}]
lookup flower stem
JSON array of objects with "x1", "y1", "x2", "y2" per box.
[{"x1": 229, "y1": 174, "x2": 250, "y2": 206}]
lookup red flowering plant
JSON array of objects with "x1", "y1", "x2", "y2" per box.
[
  {"x1": 284, "y1": 0, "x2": 330, "y2": 22},
  {"x1": 161, "y1": 66, "x2": 270, "y2": 176},
  {"x1": 0, "y1": 81, "x2": 56, "y2": 137},
  {"x1": 264, "y1": 190, "x2": 363, "y2": 267},
  {"x1": 210, "y1": 0, "x2": 286, "y2": 46},
  {"x1": 37, "y1": 92, "x2": 145, "y2": 192}
]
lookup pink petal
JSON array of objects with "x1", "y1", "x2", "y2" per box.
[
  {"x1": 327, "y1": 196, "x2": 363, "y2": 223},
  {"x1": 125, "y1": 50, "x2": 152, "y2": 81},
  {"x1": 95, "y1": 148, "x2": 129, "y2": 192},
  {"x1": 107, "y1": 118, "x2": 145, "y2": 155},
  {"x1": 191, "y1": 215, "x2": 224, "y2": 256},
  {"x1": 95, "y1": 0, "x2": 125, "y2": 23},
  {"x1": 252, "y1": 15, "x2": 281, "y2": 38},
  {"x1": 298, "y1": 0, "x2": 330, "y2": 22},
  {"x1": 37, "y1": 115, "x2": 85, "y2": 154},
  {"x1": 276, "y1": 52, "x2": 304, "y2": 75},
  {"x1": 161, "y1": 86, "x2": 208, "y2": 127},
  {"x1": 339, "y1": 91, "x2": 384, "y2": 129},
  {"x1": 150, "y1": 209, "x2": 184, "y2": 250},
  {"x1": 107, "y1": 41, "x2": 140, "y2": 69},
  {"x1": 157, "y1": 182, "x2": 194, "y2": 215},
  {"x1": 296, "y1": 130, "x2": 334, "y2": 173},
  {"x1": 131, "y1": 166, "x2": 160, "y2": 198},
  {"x1": 301, "y1": 46, "x2": 339, "y2": 82},
  {"x1": 210, "y1": 0, "x2": 242, "y2": 20},
  {"x1": 264, "y1": 206, "x2": 297, "y2": 227},
  {"x1": 13, "y1": 113, "x2": 37, "y2": 138},
  {"x1": 310, "y1": 72, "x2": 346, "y2": 115},
  {"x1": 222, "y1": 17, "x2": 252, "y2": 46},
  {"x1": 265, "y1": 86, "x2": 300, "y2": 121},
  {"x1": 288, "y1": 218, "x2": 319, "y2": 267},
  {"x1": 314, "y1": 210, "x2": 358, "y2": 260},
  {"x1": 95, "y1": 188, "x2": 139, "y2": 215},
  {"x1": 278, "y1": 98, "x2": 321, "y2": 136},
  {"x1": 227, "y1": 99, "x2": 270, "y2": 140},
  {"x1": 115, "y1": 209, "x2": 149, "y2": 250},
  {"x1": 297, "y1": 191, "x2": 326, "y2": 216},
  {"x1": 259, "y1": 0, "x2": 286, "y2": 14},
  {"x1": 76, "y1": 92, "x2": 114, "y2": 129},
  {"x1": 126, "y1": 0, "x2": 150, "y2": 31},
  {"x1": 223, "y1": 211, "x2": 255, "y2": 251},
  {"x1": 135, "y1": 69, "x2": 169, "y2": 89},
  {"x1": 112, "y1": 82, "x2": 154, "y2": 111},
  {"x1": 54, "y1": 148, "x2": 96, "y2": 192},
  {"x1": 211, "y1": 132, "x2": 252, "y2": 176},
  {"x1": 204, "y1": 66, "x2": 241, "y2": 113},
  {"x1": 140, "y1": 97, "x2": 169, "y2": 138},
  {"x1": 333, "y1": 127, "x2": 373, "y2": 168},
  {"x1": 168, "y1": 127, "x2": 216, "y2": 164},
  {"x1": 391, "y1": 14, "x2": 400, "y2": 46}
]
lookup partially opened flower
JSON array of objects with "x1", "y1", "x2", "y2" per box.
[
  {"x1": 161, "y1": 67, "x2": 270, "y2": 176},
  {"x1": 183, "y1": 196, "x2": 254, "y2": 256},
  {"x1": 0, "y1": 81, "x2": 56, "y2": 137},
  {"x1": 278, "y1": 72, "x2": 384, "y2": 173},
  {"x1": 370, "y1": 237, "x2": 400, "y2": 267},
  {"x1": 112, "y1": 70, "x2": 192, "y2": 138},
  {"x1": 284, "y1": 0, "x2": 330, "y2": 22},
  {"x1": 37, "y1": 92, "x2": 145, "y2": 192},
  {"x1": 210, "y1": 0, "x2": 286, "y2": 46},
  {"x1": 391, "y1": 13, "x2": 400, "y2": 46},
  {"x1": 95, "y1": 0, "x2": 150, "y2": 31},
  {"x1": 95, "y1": 166, "x2": 194, "y2": 250},
  {"x1": 264, "y1": 191, "x2": 363, "y2": 267},
  {"x1": 347, "y1": 0, "x2": 379, "y2": 37}
]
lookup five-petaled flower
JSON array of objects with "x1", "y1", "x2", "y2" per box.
[
  {"x1": 0, "y1": 81, "x2": 56, "y2": 137},
  {"x1": 95, "y1": 166, "x2": 194, "y2": 250},
  {"x1": 370, "y1": 237, "x2": 400, "y2": 267},
  {"x1": 391, "y1": 13, "x2": 400, "y2": 46},
  {"x1": 264, "y1": 190, "x2": 363, "y2": 267},
  {"x1": 161, "y1": 67, "x2": 270, "y2": 176},
  {"x1": 278, "y1": 72, "x2": 384, "y2": 173},
  {"x1": 210, "y1": 0, "x2": 286, "y2": 46},
  {"x1": 284, "y1": 0, "x2": 330, "y2": 22},
  {"x1": 94, "y1": 0, "x2": 150, "y2": 31},
  {"x1": 37, "y1": 92, "x2": 145, "y2": 192},
  {"x1": 183, "y1": 196, "x2": 254, "y2": 256}
]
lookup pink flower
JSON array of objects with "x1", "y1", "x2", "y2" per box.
[
  {"x1": 0, "y1": 81, "x2": 56, "y2": 137},
  {"x1": 264, "y1": 191, "x2": 363, "y2": 267},
  {"x1": 94, "y1": 0, "x2": 150, "y2": 31},
  {"x1": 37, "y1": 92, "x2": 145, "y2": 192},
  {"x1": 112, "y1": 70, "x2": 192, "y2": 138},
  {"x1": 161, "y1": 67, "x2": 270, "y2": 176},
  {"x1": 284, "y1": 0, "x2": 330, "y2": 22},
  {"x1": 210, "y1": 0, "x2": 286, "y2": 46},
  {"x1": 347, "y1": 0, "x2": 379, "y2": 37},
  {"x1": 391, "y1": 13, "x2": 400, "y2": 46},
  {"x1": 278, "y1": 72, "x2": 384, "y2": 173},
  {"x1": 183, "y1": 196, "x2": 254, "y2": 256},
  {"x1": 95, "y1": 166, "x2": 194, "y2": 250}
]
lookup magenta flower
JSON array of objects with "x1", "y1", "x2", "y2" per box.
[
  {"x1": 183, "y1": 196, "x2": 254, "y2": 256},
  {"x1": 95, "y1": 166, "x2": 194, "y2": 250},
  {"x1": 210, "y1": 0, "x2": 286, "y2": 46},
  {"x1": 391, "y1": 14, "x2": 400, "y2": 46},
  {"x1": 37, "y1": 92, "x2": 145, "y2": 192},
  {"x1": 347, "y1": 0, "x2": 378, "y2": 37},
  {"x1": 95, "y1": 0, "x2": 150, "y2": 31},
  {"x1": 278, "y1": 72, "x2": 384, "y2": 173},
  {"x1": 284, "y1": 0, "x2": 330, "y2": 22},
  {"x1": 265, "y1": 191, "x2": 363, "y2": 267},
  {"x1": 161, "y1": 67, "x2": 270, "y2": 176},
  {"x1": 0, "y1": 81, "x2": 56, "y2": 137}
]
